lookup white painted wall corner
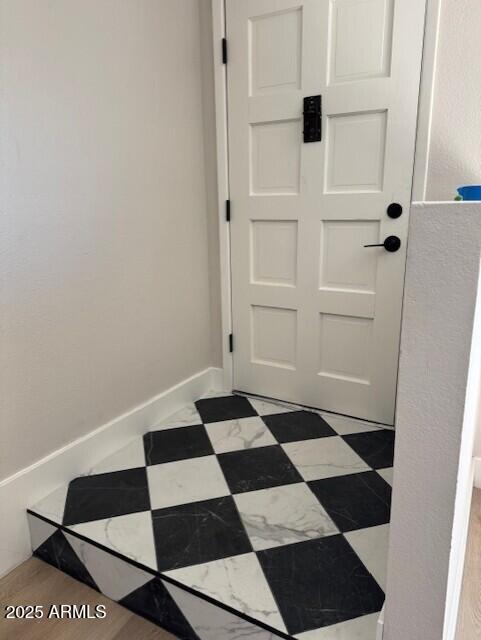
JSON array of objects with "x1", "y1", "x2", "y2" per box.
[
  {"x1": 473, "y1": 457, "x2": 481, "y2": 489},
  {"x1": 377, "y1": 604, "x2": 385, "y2": 640},
  {"x1": 0, "y1": 367, "x2": 225, "y2": 578}
]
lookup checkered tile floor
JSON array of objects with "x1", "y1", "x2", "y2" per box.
[{"x1": 29, "y1": 392, "x2": 394, "y2": 639}]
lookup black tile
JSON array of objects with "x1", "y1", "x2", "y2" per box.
[
  {"x1": 120, "y1": 577, "x2": 201, "y2": 640},
  {"x1": 263, "y1": 410, "x2": 336, "y2": 443},
  {"x1": 257, "y1": 535, "x2": 385, "y2": 635},
  {"x1": 152, "y1": 496, "x2": 252, "y2": 571},
  {"x1": 144, "y1": 425, "x2": 214, "y2": 466},
  {"x1": 309, "y1": 471, "x2": 391, "y2": 532},
  {"x1": 63, "y1": 468, "x2": 151, "y2": 526},
  {"x1": 34, "y1": 529, "x2": 98, "y2": 592},
  {"x1": 195, "y1": 395, "x2": 257, "y2": 423},
  {"x1": 343, "y1": 430, "x2": 395, "y2": 469},
  {"x1": 217, "y1": 445, "x2": 303, "y2": 494}
]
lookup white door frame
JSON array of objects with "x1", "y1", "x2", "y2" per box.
[
  {"x1": 212, "y1": 0, "x2": 233, "y2": 391},
  {"x1": 413, "y1": 0, "x2": 443, "y2": 202},
  {"x1": 212, "y1": 0, "x2": 442, "y2": 395}
]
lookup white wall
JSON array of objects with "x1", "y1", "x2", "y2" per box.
[
  {"x1": 384, "y1": 202, "x2": 481, "y2": 640},
  {"x1": 425, "y1": 0, "x2": 481, "y2": 200},
  {"x1": 444, "y1": 282, "x2": 481, "y2": 639},
  {"x1": 0, "y1": 0, "x2": 220, "y2": 481},
  {"x1": 473, "y1": 395, "x2": 481, "y2": 464}
]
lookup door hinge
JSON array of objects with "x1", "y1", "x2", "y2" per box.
[
  {"x1": 222, "y1": 38, "x2": 228, "y2": 64},
  {"x1": 226, "y1": 200, "x2": 231, "y2": 222},
  {"x1": 229, "y1": 333, "x2": 234, "y2": 353}
]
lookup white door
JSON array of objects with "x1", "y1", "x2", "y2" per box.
[{"x1": 227, "y1": 0, "x2": 426, "y2": 425}]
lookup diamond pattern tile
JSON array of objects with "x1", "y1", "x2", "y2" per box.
[
  {"x1": 152, "y1": 496, "x2": 252, "y2": 571},
  {"x1": 120, "y1": 576, "x2": 202, "y2": 639},
  {"x1": 205, "y1": 416, "x2": 277, "y2": 454},
  {"x1": 257, "y1": 536, "x2": 385, "y2": 635},
  {"x1": 30, "y1": 393, "x2": 394, "y2": 639},
  {"x1": 342, "y1": 430, "x2": 395, "y2": 469},
  {"x1": 217, "y1": 445, "x2": 303, "y2": 493},
  {"x1": 34, "y1": 529, "x2": 99, "y2": 592},
  {"x1": 147, "y1": 455, "x2": 229, "y2": 510},
  {"x1": 262, "y1": 410, "x2": 336, "y2": 443},
  {"x1": 195, "y1": 394, "x2": 257, "y2": 423},
  {"x1": 165, "y1": 552, "x2": 288, "y2": 634},
  {"x1": 282, "y1": 436, "x2": 370, "y2": 481},
  {"x1": 308, "y1": 471, "x2": 392, "y2": 532},
  {"x1": 62, "y1": 467, "x2": 151, "y2": 526},
  {"x1": 144, "y1": 424, "x2": 213, "y2": 466},
  {"x1": 233, "y1": 483, "x2": 338, "y2": 550}
]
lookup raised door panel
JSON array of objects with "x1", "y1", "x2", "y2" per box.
[
  {"x1": 329, "y1": 0, "x2": 395, "y2": 84},
  {"x1": 249, "y1": 7, "x2": 303, "y2": 95}
]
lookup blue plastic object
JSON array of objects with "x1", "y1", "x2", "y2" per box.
[{"x1": 457, "y1": 185, "x2": 481, "y2": 201}]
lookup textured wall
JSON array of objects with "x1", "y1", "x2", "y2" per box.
[
  {"x1": 385, "y1": 202, "x2": 481, "y2": 639},
  {"x1": 0, "y1": 0, "x2": 219, "y2": 480},
  {"x1": 426, "y1": 0, "x2": 481, "y2": 200}
]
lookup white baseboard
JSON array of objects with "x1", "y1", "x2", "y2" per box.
[
  {"x1": 0, "y1": 367, "x2": 225, "y2": 578},
  {"x1": 377, "y1": 604, "x2": 385, "y2": 640},
  {"x1": 473, "y1": 457, "x2": 481, "y2": 489}
]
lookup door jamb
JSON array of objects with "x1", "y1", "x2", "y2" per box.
[
  {"x1": 212, "y1": 0, "x2": 233, "y2": 391},
  {"x1": 212, "y1": 0, "x2": 442, "y2": 395},
  {"x1": 412, "y1": 0, "x2": 443, "y2": 202}
]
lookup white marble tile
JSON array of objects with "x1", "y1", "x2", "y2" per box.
[
  {"x1": 205, "y1": 416, "x2": 277, "y2": 454},
  {"x1": 154, "y1": 404, "x2": 203, "y2": 430},
  {"x1": 201, "y1": 389, "x2": 233, "y2": 399},
  {"x1": 28, "y1": 513, "x2": 57, "y2": 550},
  {"x1": 64, "y1": 531, "x2": 152, "y2": 601},
  {"x1": 344, "y1": 524, "x2": 390, "y2": 591},
  {"x1": 377, "y1": 467, "x2": 393, "y2": 486},
  {"x1": 295, "y1": 612, "x2": 380, "y2": 639},
  {"x1": 86, "y1": 438, "x2": 146, "y2": 475},
  {"x1": 247, "y1": 397, "x2": 295, "y2": 416},
  {"x1": 166, "y1": 553, "x2": 287, "y2": 634},
  {"x1": 147, "y1": 455, "x2": 230, "y2": 510},
  {"x1": 29, "y1": 483, "x2": 69, "y2": 525},
  {"x1": 282, "y1": 437, "x2": 370, "y2": 481},
  {"x1": 164, "y1": 580, "x2": 282, "y2": 640},
  {"x1": 322, "y1": 414, "x2": 385, "y2": 436},
  {"x1": 234, "y1": 484, "x2": 338, "y2": 550},
  {"x1": 70, "y1": 510, "x2": 157, "y2": 571}
]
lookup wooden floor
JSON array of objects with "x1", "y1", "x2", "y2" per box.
[
  {"x1": 0, "y1": 557, "x2": 176, "y2": 640},
  {"x1": 456, "y1": 487, "x2": 481, "y2": 639}
]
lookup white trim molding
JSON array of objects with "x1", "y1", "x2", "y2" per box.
[
  {"x1": 0, "y1": 367, "x2": 224, "y2": 578},
  {"x1": 212, "y1": 0, "x2": 233, "y2": 391},
  {"x1": 473, "y1": 457, "x2": 481, "y2": 489},
  {"x1": 377, "y1": 605, "x2": 385, "y2": 640},
  {"x1": 412, "y1": 0, "x2": 442, "y2": 202}
]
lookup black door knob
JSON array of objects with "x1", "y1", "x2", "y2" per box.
[
  {"x1": 387, "y1": 203, "x2": 403, "y2": 219},
  {"x1": 364, "y1": 235, "x2": 401, "y2": 252}
]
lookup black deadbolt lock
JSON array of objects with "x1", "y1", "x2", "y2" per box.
[
  {"x1": 303, "y1": 95, "x2": 322, "y2": 143},
  {"x1": 364, "y1": 235, "x2": 401, "y2": 252},
  {"x1": 387, "y1": 203, "x2": 403, "y2": 219}
]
